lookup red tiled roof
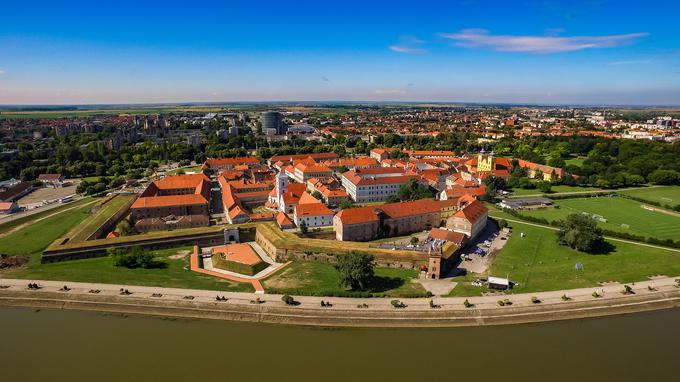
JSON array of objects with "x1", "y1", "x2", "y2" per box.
[
  {"x1": 131, "y1": 194, "x2": 208, "y2": 209},
  {"x1": 443, "y1": 185, "x2": 486, "y2": 198},
  {"x1": 429, "y1": 228, "x2": 466, "y2": 245},
  {"x1": 270, "y1": 152, "x2": 339, "y2": 163},
  {"x1": 336, "y1": 199, "x2": 458, "y2": 225},
  {"x1": 453, "y1": 199, "x2": 487, "y2": 224},
  {"x1": 295, "y1": 202, "x2": 333, "y2": 217},
  {"x1": 276, "y1": 211, "x2": 295, "y2": 228},
  {"x1": 204, "y1": 157, "x2": 259, "y2": 168}
]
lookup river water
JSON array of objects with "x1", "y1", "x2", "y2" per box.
[{"x1": 1, "y1": 307, "x2": 678, "y2": 382}]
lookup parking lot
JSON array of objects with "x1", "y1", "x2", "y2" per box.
[
  {"x1": 17, "y1": 182, "x2": 79, "y2": 208},
  {"x1": 456, "y1": 225, "x2": 511, "y2": 274}
]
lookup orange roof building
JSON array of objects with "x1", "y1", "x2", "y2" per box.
[
  {"x1": 131, "y1": 174, "x2": 211, "y2": 231},
  {"x1": 333, "y1": 199, "x2": 461, "y2": 241}
]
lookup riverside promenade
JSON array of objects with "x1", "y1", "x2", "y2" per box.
[{"x1": 1, "y1": 276, "x2": 679, "y2": 327}]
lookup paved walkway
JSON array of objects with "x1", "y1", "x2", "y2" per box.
[{"x1": 1, "y1": 275, "x2": 678, "y2": 312}]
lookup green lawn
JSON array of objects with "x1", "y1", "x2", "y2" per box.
[
  {"x1": 520, "y1": 196, "x2": 680, "y2": 240},
  {"x1": 66, "y1": 194, "x2": 134, "y2": 242},
  {"x1": 3, "y1": 247, "x2": 254, "y2": 292},
  {"x1": 0, "y1": 203, "x2": 94, "y2": 256},
  {"x1": 509, "y1": 184, "x2": 603, "y2": 197},
  {"x1": 166, "y1": 165, "x2": 202, "y2": 175},
  {"x1": 620, "y1": 186, "x2": 680, "y2": 207},
  {"x1": 564, "y1": 156, "x2": 586, "y2": 167},
  {"x1": 261, "y1": 261, "x2": 428, "y2": 297},
  {"x1": 0, "y1": 197, "x2": 95, "y2": 235},
  {"x1": 450, "y1": 220, "x2": 680, "y2": 296}
]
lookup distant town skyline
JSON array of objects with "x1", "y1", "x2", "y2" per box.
[{"x1": 1, "y1": 0, "x2": 680, "y2": 105}]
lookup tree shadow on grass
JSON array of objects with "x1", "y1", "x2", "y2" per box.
[
  {"x1": 366, "y1": 276, "x2": 405, "y2": 293},
  {"x1": 584, "y1": 240, "x2": 616, "y2": 255}
]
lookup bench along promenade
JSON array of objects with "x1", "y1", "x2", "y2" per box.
[{"x1": 1, "y1": 276, "x2": 679, "y2": 327}]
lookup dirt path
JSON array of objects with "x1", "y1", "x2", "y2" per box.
[
  {"x1": 640, "y1": 204, "x2": 680, "y2": 218},
  {"x1": 0, "y1": 199, "x2": 99, "y2": 239}
]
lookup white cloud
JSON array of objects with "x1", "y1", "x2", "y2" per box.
[
  {"x1": 389, "y1": 36, "x2": 427, "y2": 54},
  {"x1": 389, "y1": 45, "x2": 427, "y2": 54},
  {"x1": 439, "y1": 29, "x2": 648, "y2": 54},
  {"x1": 0, "y1": 70, "x2": 5, "y2": 75},
  {"x1": 607, "y1": 59, "x2": 652, "y2": 66}
]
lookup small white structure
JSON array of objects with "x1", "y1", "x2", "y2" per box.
[{"x1": 488, "y1": 276, "x2": 510, "y2": 290}]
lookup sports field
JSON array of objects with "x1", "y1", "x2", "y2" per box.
[
  {"x1": 520, "y1": 196, "x2": 680, "y2": 240},
  {"x1": 450, "y1": 220, "x2": 680, "y2": 296},
  {"x1": 620, "y1": 186, "x2": 680, "y2": 207}
]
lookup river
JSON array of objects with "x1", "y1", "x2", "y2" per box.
[{"x1": 1, "y1": 307, "x2": 678, "y2": 381}]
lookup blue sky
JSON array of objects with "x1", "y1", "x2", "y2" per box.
[{"x1": 1, "y1": 0, "x2": 679, "y2": 105}]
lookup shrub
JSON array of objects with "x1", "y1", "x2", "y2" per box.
[
  {"x1": 109, "y1": 247, "x2": 166, "y2": 269},
  {"x1": 531, "y1": 296, "x2": 541, "y2": 304},
  {"x1": 497, "y1": 299, "x2": 512, "y2": 306},
  {"x1": 561, "y1": 294, "x2": 571, "y2": 301},
  {"x1": 622, "y1": 285, "x2": 635, "y2": 295},
  {"x1": 391, "y1": 299, "x2": 406, "y2": 308},
  {"x1": 463, "y1": 299, "x2": 473, "y2": 308},
  {"x1": 592, "y1": 291, "x2": 601, "y2": 298},
  {"x1": 281, "y1": 294, "x2": 296, "y2": 305}
]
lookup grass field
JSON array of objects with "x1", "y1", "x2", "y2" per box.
[
  {"x1": 620, "y1": 186, "x2": 680, "y2": 207},
  {"x1": 261, "y1": 261, "x2": 427, "y2": 297},
  {"x1": 64, "y1": 194, "x2": 134, "y2": 242},
  {"x1": 3, "y1": 246, "x2": 254, "y2": 292},
  {"x1": 509, "y1": 184, "x2": 603, "y2": 196},
  {"x1": 0, "y1": 197, "x2": 95, "y2": 235},
  {"x1": 519, "y1": 196, "x2": 680, "y2": 240},
  {"x1": 165, "y1": 165, "x2": 202, "y2": 175},
  {"x1": 449, "y1": 220, "x2": 680, "y2": 296},
  {"x1": 0, "y1": 203, "x2": 94, "y2": 256},
  {"x1": 564, "y1": 156, "x2": 586, "y2": 167}
]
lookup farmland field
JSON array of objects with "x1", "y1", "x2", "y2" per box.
[{"x1": 519, "y1": 196, "x2": 680, "y2": 240}]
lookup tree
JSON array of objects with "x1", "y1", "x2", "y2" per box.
[
  {"x1": 109, "y1": 247, "x2": 165, "y2": 269},
  {"x1": 497, "y1": 219, "x2": 508, "y2": 229},
  {"x1": 339, "y1": 200, "x2": 354, "y2": 210},
  {"x1": 556, "y1": 214, "x2": 604, "y2": 253},
  {"x1": 397, "y1": 179, "x2": 434, "y2": 201},
  {"x1": 648, "y1": 169, "x2": 680, "y2": 185},
  {"x1": 311, "y1": 190, "x2": 323, "y2": 200},
  {"x1": 299, "y1": 220, "x2": 308, "y2": 234},
  {"x1": 335, "y1": 252, "x2": 374, "y2": 291},
  {"x1": 537, "y1": 181, "x2": 552, "y2": 193}
]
